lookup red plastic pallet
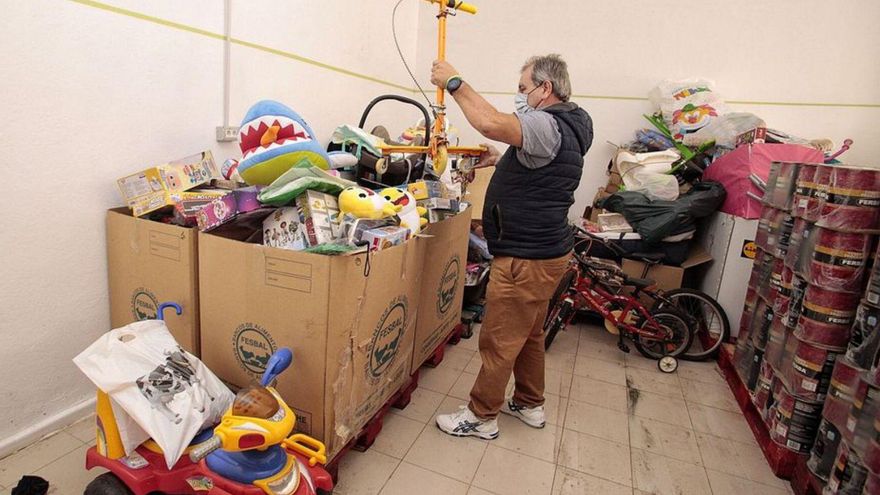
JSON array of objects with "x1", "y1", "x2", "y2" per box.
[
  {"x1": 717, "y1": 344, "x2": 806, "y2": 479},
  {"x1": 423, "y1": 323, "x2": 466, "y2": 368},
  {"x1": 325, "y1": 369, "x2": 420, "y2": 482},
  {"x1": 327, "y1": 323, "x2": 467, "y2": 482}
]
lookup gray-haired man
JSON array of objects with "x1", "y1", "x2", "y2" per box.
[{"x1": 430, "y1": 54, "x2": 593, "y2": 439}]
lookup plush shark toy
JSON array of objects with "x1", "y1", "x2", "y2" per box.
[
  {"x1": 381, "y1": 187, "x2": 427, "y2": 234},
  {"x1": 237, "y1": 100, "x2": 330, "y2": 185}
]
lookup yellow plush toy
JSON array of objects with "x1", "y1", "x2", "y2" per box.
[
  {"x1": 338, "y1": 186, "x2": 400, "y2": 220},
  {"x1": 381, "y1": 187, "x2": 428, "y2": 234}
]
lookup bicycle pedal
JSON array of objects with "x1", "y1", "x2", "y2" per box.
[{"x1": 617, "y1": 342, "x2": 630, "y2": 353}]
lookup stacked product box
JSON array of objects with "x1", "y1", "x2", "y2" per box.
[{"x1": 732, "y1": 161, "x2": 880, "y2": 492}]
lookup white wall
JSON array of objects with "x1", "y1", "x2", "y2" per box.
[
  {"x1": 413, "y1": 0, "x2": 880, "y2": 218},
  {"x1": 1, "y1": 0, "x2": 878, "y2": 452},
  {"x1": 0, "y1": 0, "x2": 419, "y2": 453}
]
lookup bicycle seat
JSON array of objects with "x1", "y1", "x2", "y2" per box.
[
  {"x1": 625, "y1": 276, "x2": 655, "y2": 289},
  {"x1": 628, "y1": 252, "x2": 665, "y2": 264}
]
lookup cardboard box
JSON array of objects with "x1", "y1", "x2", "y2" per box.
[
  {"x1": 172, "y1": 190, "x2": 230, "y2": 227},
  {"x1": 196, "y1": 193, "x2": 237, "y2": 231},
  {"x1": 262, "y1": 207, "x2": 308, "y2": 251},
  {"x1": 106, "y1": 208, "x2": 200, "y2": 354},
  {"x1": 696, "y1": 212, "x2": 759, "y2": 338},
  {"x1": 198, "y1": 232, "x2": 424, "y2": 460},
  {"x1": 117, "y1": 151, "x2": 219, "y2": 216},
  {"x1": 621, "y1": 245, "x2": 713, "y2": 302},
  {"x1": 407, "y1": 180, "x2": 446, "y2": 201},
  {"x1": 411, "y1": 207, "x2": 472, "y2": 369},
  {"x1": 296, "y1": 191, "x2": 340, "y2": 246},
  {"x1": 362, "y1": 226, "x2": 410, "y2": 251},
  {"x1": 338, "y1": 216, "x2": 395, "y2": 246},
  {"x1": 419, "y1": 198, "x2": 460, "y2": 211}
]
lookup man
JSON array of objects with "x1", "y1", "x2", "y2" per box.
[{"x1": 431, "y1": 54, "x2": 593, "y2": 439}]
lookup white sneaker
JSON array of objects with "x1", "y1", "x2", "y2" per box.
[
  {"x1": 500, "y1": 399, "x2": 546, "y2": 428},
  {"x1": 435, "y1": 406, "x2": 499, "y2": 440}
]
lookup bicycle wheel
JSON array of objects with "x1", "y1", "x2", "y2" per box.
[
  {"x1": 655, "y1": 288, "x2": 730, "y2": 361},
  {"x1": 632, "y1": 308, "x2": 693, "y2": 360},
  {"x1": 544, "y1": 298, "x2": 574, "y2": 351},
  {"x1": 544, "y1": 268, "x2": 577, "y2": 328}
]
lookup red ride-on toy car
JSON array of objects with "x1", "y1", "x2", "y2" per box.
[{"x1": 83, "y1": 303, "x2": 333, "y2": 495}]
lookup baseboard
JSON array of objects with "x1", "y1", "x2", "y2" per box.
[{"x1": 0, "y1": 397, "x2": 96, "y2": 460}]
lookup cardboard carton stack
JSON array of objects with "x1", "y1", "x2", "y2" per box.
[{"x1": 107, "y1": 151, "x2": 472, "y2": 461}]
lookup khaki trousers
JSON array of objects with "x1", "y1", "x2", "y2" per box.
[{"x1": 469, "y1": 253, "x2": 571, "y2": 419}]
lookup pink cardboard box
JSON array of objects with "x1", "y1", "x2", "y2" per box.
[{"x1": 703, "y1": 143, "x2": 824, "y2": 219}]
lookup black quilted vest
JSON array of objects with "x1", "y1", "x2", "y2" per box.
[{"x1": 482, "y1": 103, "x2": 593, "y2": 259}]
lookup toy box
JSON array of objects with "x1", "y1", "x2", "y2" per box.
[
  {"x1": 172, "y1": 190, "x2": 230, "y2": 227},
  {"x1": 419, "y1": 197, "x2": 460, "y2": 211},
  {"x1": 408, "y1": 180, "x2": 446, "y2": 201},
  {"x1": 296, "y1": 191, "x2": 340, "y2": 246},
  {"x1": 339, "y1": 215, "x2": 395, "y2": 246},
  {"x1": 196, "y1": 193, "x2": 236, "y2": 232},
  {"x1": 117, "y1": 151, "x2": 219, "y2": 216},
  {"x1": 232, "y1": 186, "x2": 262, "y2": 214},
  {"x1": 427, "y1": 209, "x2": 456, "y2": 224},
  {"x1": 362, "y1": 226, "x2": 411, "y2": 251},
  {"x1": 262, "y1": 207, "x2": 308, "y2": 251}
]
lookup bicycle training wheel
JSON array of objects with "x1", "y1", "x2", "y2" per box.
[
  {"x1": 632, "y1": 308, "x2": 693, "y2": 360},
  {"x1": 655, "y1": 289, "x2": 730, "y2": 361}
]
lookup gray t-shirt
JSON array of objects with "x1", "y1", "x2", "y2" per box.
[{"x1": 514, "y1": 102, "x2": 578, "y2": 168}]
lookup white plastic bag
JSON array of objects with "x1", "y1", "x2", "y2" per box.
[
  {"x1": 73, "y1": 320, "x2": 234, "y2": 468},
  {"x1": 616, "y1": 149, "x2": 681, "y2": 201},
  {"x1": 681, "y1": 112, "x2": 766, "y2": 148},
  {"x1": 649, "y1": 79, "x2": 727, "y2": 141}
]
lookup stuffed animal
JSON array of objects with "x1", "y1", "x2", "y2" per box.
[
  {"x1": 237, "y1": 100, "x2": 330, "y2": 186},
  {"x1": 338, "y1": 186, "x2": 400, "y2": 220},
  {"x1": 381, "y1": 187, "x2": 427, "y2": 234}
]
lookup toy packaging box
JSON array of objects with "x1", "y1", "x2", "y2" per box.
[
  {"x1": 198, "y1": 228, "x2": 424, "y2": 460},
  {"x1": 361, "y1": 226, "x2": 411, "y2": 251},
  {"x1": 419, "y1": 197, "x2": 460, "y2": 212},
  {"x1": 196, "y1": 193, "x2": 236, "y2": 232},
  {"x1": 172, "y1": 190, "x2": 230, "y2": 227},
  {"x1": 339, "y1": 215, "x2": 395, "y2": 246},
  {"x1": 106, "y1": 208, "x2": 200, "y2": 354},
  {"x1": 262, "y1": 207, "x2": 308, "y2": 251},
  {"x1": 194, "y1": 186, "x2": 263, "y2": 231},
  {"x1": 296, "y1": 191, "x2": 340, "y2": 246},
  {"x1": 117, "y1": 151, "x2": 220, "y2": 216},
  {"x1": 407, "y1": 180, "x2": 446, "y2": 201}
]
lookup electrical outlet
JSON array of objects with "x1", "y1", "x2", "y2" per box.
[{"x1": 216, "y1": 126, "x2": 239, "y2": 142}]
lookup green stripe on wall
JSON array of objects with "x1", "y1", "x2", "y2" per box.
[{"x1": 69, "y1": 0, "x2": 880, "y2": 109}]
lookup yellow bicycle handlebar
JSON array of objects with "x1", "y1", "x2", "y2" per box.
[
  {"x1": 426, "y1": 0, "x2": 478, "y2": 15},
  {"x1": 452, "y1": 1, "x2": 478, "y2": 14}
]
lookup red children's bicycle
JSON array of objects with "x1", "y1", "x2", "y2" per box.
[{"x1": 543, "y1": 228, "x2": 694, "y2": 373}]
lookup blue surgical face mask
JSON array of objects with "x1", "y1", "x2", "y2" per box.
[
  {"x1": 514, "y1": 84, "x2": 542, "y2": 114},
  {"x1": 514, "y1": 92, "x2": 532, "y2": 114}
]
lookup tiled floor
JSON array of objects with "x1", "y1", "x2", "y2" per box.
[{"x1": 0, "y1": 322, "x2": 794, "y2": 495}]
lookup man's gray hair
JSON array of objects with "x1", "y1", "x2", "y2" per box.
[{"x1": 521, "y1": 54, "x2": 572, "y2": 102}]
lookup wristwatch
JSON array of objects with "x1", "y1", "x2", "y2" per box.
[{"x1": 446, "y1": 75, "x2": 463, "y2": 94}]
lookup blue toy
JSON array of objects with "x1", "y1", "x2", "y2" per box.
[{"x1": 237, "y1": 100, "x2": 331, "y2": 186}]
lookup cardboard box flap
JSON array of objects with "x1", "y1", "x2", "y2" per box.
[{"x1": 680, "y1": 245, "x2": 713, "y2": 269}]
